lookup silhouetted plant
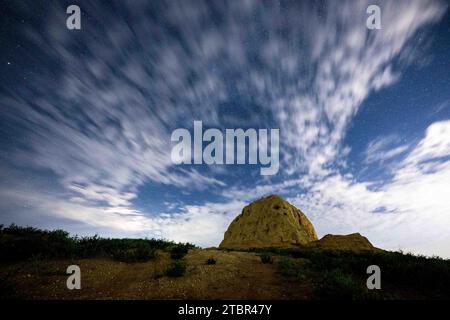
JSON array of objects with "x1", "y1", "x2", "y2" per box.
[
  {"x1": 111, "y1": 242, "x2": 156, "y2": 263},
  {"x1": 260, "y1": 254, "x2": 273, "y2": 264},
  {"x1": 276, "y1": 257, "x2": 298, "y2": 277},
  {"x1": 315, "y1": 268, "x2": 364, "y2": 300},
  {"x1": 170, "y1": 244, "x2": 190, "y2": 259},
  {"x1": 165, "y1": 261, "x2": 187, "y2": 277},
  {"x1": 0, "y1": 224, "x2": 195, "y2": 262},
  {"x1": 264, "y1": 247, "x2": 450, "y2": 298}
]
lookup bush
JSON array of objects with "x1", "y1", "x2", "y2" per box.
[
  {"x1": 170, "y1": 244, "x2": 190, "y2": 259},
  {"x1": 111, "y1": 243, "x2": 156, "y2": 263},
  {"x1": 316, "y1": 269, "x2": 364, "y2": 300},
  {"x1": 260, "y1": 254, "x2": 273, "y2": 264},
  {"x1": 0, "y1": 225, "x2": 77, "y2": 261},
  {"x1": 300, "y1": 249, "x2": 450, "y2": 297},
  {"x1": 276, "y1": 257, "x2": 299, "y2": 277},
  {"x1": 135, "y1": 243, "x2": 157, "y2": 261},
  {"x1": 0, "y1": 224, "x2": 194, "y2": 262},
  {"x1": 165, "y1": 261, "x2": 187, "y2": 277},
  {"x1": 242, "y1": 246, "x2": 450, "y2": 299},
  {"x1": 206, "y1": 258, "x2": 216, "y2": 265}
]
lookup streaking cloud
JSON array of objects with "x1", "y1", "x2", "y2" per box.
[{"x1": 0, "y1": 0, "x2": 449, "y2": 256}]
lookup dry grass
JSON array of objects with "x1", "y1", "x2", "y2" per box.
[{"x1": 0, "y1": 249, "x2": 314, "y2": 299}]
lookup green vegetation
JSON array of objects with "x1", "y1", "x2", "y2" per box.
[
  {"x1": 169, "y1": 244, "x2": 190, "y2": 259},
  {"x1": 165, "y1": 261, "x2": 187, "y2": 277},
  {"x1": 259, "y1": 247, "x2": 450, "y2": 299},
  {"x1": 260, "y1": 253, "x2": 273, "y2": 264},
  {"x1": 111, "y1": 242, "x2": 156, "y2": 263},
  {"x1": 276, "y1": 257, "x2": 299, "y2": 277},
  {"x1": 0, "y1": 224, "x2": 196, "y2": 262},
  {"x1": 316, "y1": 268, "x2": 363, "y2": 299},
  {"x1": 3, "y1": 225, "x2": 450, "y2": 299}
]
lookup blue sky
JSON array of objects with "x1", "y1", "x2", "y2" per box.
[{"x1": 1, "y1": 0, "x2": 450, "y2": 257}]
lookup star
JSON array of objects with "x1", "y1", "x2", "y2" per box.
[{"x1": 7, "y1": 62, "x2": 11, "y2": 65}]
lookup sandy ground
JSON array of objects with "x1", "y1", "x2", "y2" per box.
[{"x1": 0, "y1": 249, "x2": 315, "y2": 299}]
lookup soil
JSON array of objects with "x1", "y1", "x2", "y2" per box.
[{"x1": 0, "y1": 249, "x2": 315, "y2": 300}]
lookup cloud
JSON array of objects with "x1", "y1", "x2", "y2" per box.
[
  {"x1": 0, "y1": 182, "x2": 244, "y2": 247},
  {"x1": 268, "y1": 0, "x2": 446, "y2": 176},
  {"x1": 364, "y1": 135, "x2": 409, "y2": 164},
  {"x1": 401, "y1": 120, "x2": 450, "y2": 168},
  {"x1": 290, "y1": 120, "x2": 450, "y2": 258},
  {"x1": 1, "y1": 0, "x2": 234, "y2": 232},
  {"x1": 0, "y1": 0, "x2": 448, "y2": 256}
]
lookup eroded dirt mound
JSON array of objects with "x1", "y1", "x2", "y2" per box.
[
  {"x1": 307, "y1": 233, "x2": 377, "y2": 251},
  {"x1": 219, "y1": 195, "x2": 318, "y2": 249}
]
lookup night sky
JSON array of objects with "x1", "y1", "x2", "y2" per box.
[{"x1": 1, "y1": 0, "x2": 449, "y2": 257}]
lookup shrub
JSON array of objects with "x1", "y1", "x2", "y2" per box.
[
  {"x1": 243, "y1": 246, "x2": 450, "y2": 298},
  {"x1": 276, "y1": 257, "x2": 299, "y2": 277},
  {"x1": 0, "y1": 225, "x2": 77, "y2": 261},
  {"x1": 316, "y1": 269, "x2": 364, "y2": 300},
  {"x1": 260, "y1": 254, "x2": 273, "y2": 264},
  {"x1": 111, "y1": 249, "x2": 134, "y2": 262},
  {"x1": 170, "y1": 244, "x2": 189, "y2": 259},
  {"x1": 134, "y1": 243, "x2": 157, "y2": 261},
  {"x1": 165, "y1": 261, "x2": 187, "y2": 277},
  {"x1": 0, "y1": 224, "x2": 195, "y2": 262},
  {"x1": 206, "y1": 258, "x2": 216, "y2": 265},
  {"x1": 111, "y1": 243, "x2": 156, "y2": 263}
]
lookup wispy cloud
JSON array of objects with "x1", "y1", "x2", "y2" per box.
[
  {"x1": 364, "y1": 135, "x2": 409, "y2": 164},
  {"x1": 291, "y1": 120, "x2": 450, "y2": 257},
  {"x1": 0, "y1": 0, "x2": 448, "y2": 256}
]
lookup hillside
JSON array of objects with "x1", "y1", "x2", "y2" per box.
[{"x1": 1, "y1": 225, "x2": 450, "y2": 299}]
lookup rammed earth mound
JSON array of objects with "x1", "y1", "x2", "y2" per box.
[{"x1": 171, "y1": 121, "x2": 279, "y2": 175}]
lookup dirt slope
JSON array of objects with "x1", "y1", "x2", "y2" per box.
[{"x1": 0, "y1": 249, "x2": 314, "y2": 299}]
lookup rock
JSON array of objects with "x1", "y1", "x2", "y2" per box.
[
  {"x1": 219, "y1": 195, "x2": 318, "y2": 249},
  {"x1": 307, "y1": 233, "x2": 378, "y2": 251}
]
